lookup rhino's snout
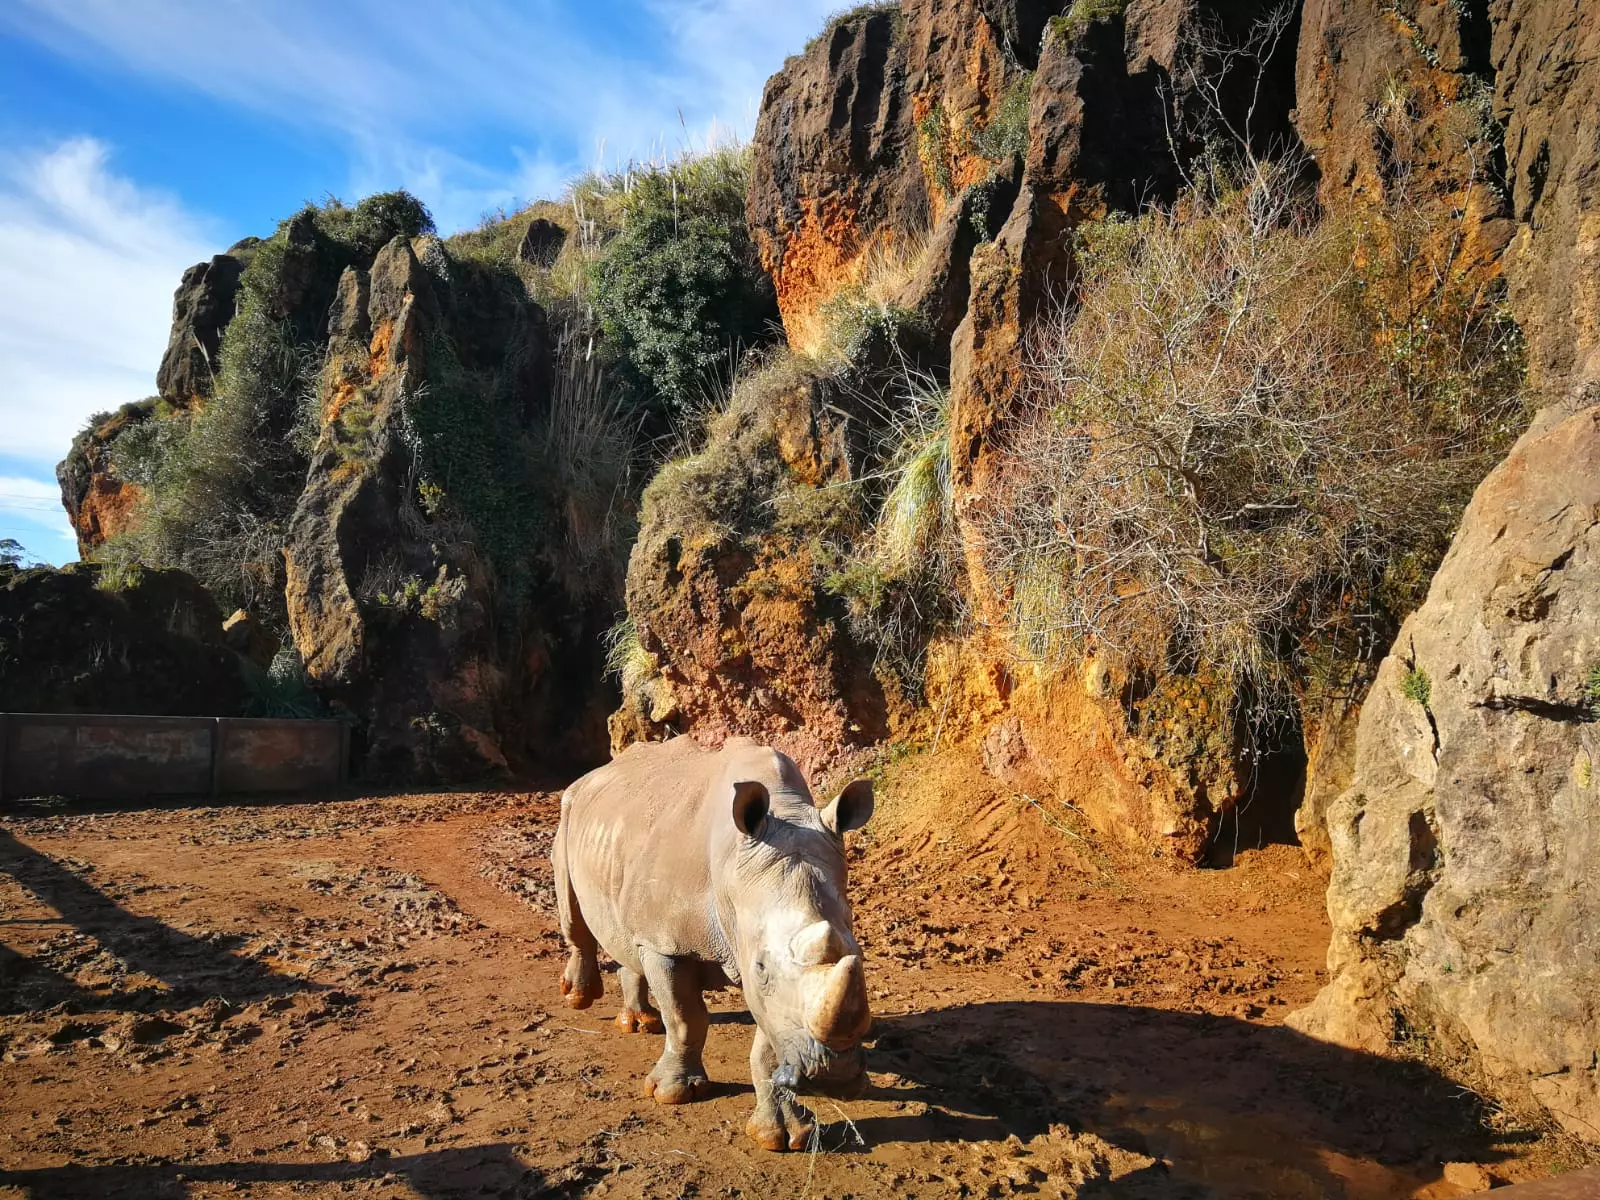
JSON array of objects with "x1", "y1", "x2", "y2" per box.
[
  {"x1": 803, "y1": 953, "x2": 871, "y2": 1051},
  {"x1": 772, "y1": 1040, "x2": 867, "y2": 1099}
]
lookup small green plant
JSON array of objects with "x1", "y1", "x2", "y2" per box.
[
  {"x1": 816, "y1": 287, "x2": 920, "y2": 365},
  {"x1": 971, "y1": 74, "x2": 1032, "y2": 164},
  {"x1": 1401, "y1": 667, "x2": 1432, "y2": 708},
  {"x1": 917, "y1": 104, "x2": 955, "y2": 198},
  {"x1": 1583, "y1": 664, "x2": 1600, "y2": 719},
  {"x1": 603, "y1": 614, "x2": 657, "y2": 694},
  {"x1": 1049, "y1": 0, "x2": 1128, "y2": 42}
]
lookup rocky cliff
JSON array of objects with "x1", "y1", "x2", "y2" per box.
[{"x1": 624, "y1": 0, "x2": 1310, "y2": 859}]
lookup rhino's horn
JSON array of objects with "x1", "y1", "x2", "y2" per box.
[{"x1": 806, "y1": 954, "x2": 871, "y2": 1051}]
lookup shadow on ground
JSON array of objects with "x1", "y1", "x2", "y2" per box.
[
  {"x1": 0, "y1": 1144, "x2": 553, "y2": 1200},
  {"x1": 857, "y1": 1001, "x2": 1522, "y2": 1197},
  {"x1": 0, "y1": 828, "x2": 314, "y2": 1016}
]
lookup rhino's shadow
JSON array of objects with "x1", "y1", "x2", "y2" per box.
[{"x1": 847, "y1": 1000, "x2": 1517, "y2": 1196}]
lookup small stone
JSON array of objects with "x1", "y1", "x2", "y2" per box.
[{"x1": 1441, "y1": 1162, "x2": 1492, "y2": 1192}]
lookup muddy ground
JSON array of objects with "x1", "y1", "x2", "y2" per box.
[{"x1": 0, "y1": 752, "x2": 1588, "y2": 1198}]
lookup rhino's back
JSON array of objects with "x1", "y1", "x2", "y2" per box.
[{"x1": 558, "y1": 737, "x2": 729, "y2": 966}]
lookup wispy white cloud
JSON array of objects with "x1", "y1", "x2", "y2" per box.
[
  {"x1": 0, "y1": 138, "x2": 216, "y2": 562},
  {"x1": 1, "y1": 0, "x2": 838, "y2": 230},
  {"x1": 0, "y1": 2, "x2": 841, "y2": 561}
]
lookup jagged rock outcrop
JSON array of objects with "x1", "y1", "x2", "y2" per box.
[
  {"x1": 0, "y1": 562, "x2": 247, "y2": 716},
  {"x1": 282, "y1": 234, "x2": 603, "y2": 782},
  {"x1": 155, "y1": 240, "x2": 258, "y2": 408},
  {"x1": 56, "y1": 402, "x2": 152, "y2": 558},
  {"x1": 748, "y1": 0, "x2": 1039, "y2": 349},
  {"x1": 1295, "y1": 0, "x2": 1600, "y2": 406},
  {"x1": 1289, "y1": 404, "x2": 1600, "y2": 1139}
]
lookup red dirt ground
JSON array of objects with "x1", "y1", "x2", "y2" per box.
[{"x1": 0, "y1": 750, "x2": 1588, "y2": 1198}]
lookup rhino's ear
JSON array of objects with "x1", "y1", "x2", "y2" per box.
[
  {"x1": 731, "y1": 780, "x2": 770, "y2": 838},
  {"x1": 821, "y1": 779, "x2": 874, "y2": 836}
]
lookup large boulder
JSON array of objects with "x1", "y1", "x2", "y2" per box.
[
  {"x1": 0, "y1": 562, "x2": 246, "y2": 716},
  {"x1": 1289, "y1": 404, "x2": 1600, "y2": 1140},
  {"x1": 614, "y1": 360, "x2": 890, "y2": 779}
]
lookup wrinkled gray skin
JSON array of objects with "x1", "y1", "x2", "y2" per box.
[{"x1": 551, "y1": 736, "x2": 874, "y2": 1151}]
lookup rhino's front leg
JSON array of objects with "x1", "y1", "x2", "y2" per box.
[
  {"x1": 637, "y1": 949, "x2": 711, "y2": 1104},
  {"x1": 746, "y1": 1028, "x2": 816, "y2": 1151}
]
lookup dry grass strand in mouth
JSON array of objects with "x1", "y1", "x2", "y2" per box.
[{"x1": 978, "y1": 151, "x2": 1527, "y2": 702}]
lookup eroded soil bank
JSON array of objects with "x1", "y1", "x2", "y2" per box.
[{"x1": 0, "y1": 760, "x2": 1589, "y2": 1198}]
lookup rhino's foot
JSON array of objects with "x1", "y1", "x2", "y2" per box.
[
  {"x1": 644, "y1": 1061, "x2": 711, "y2": 1105},
  {"x1": 560, "y1": 952, "x2": 603, "y2": 1010},
  {"x1": 616, "y1": 1007, "x2": 664, "y2": 1034},
  {"x1": 746, "y1": 1092, "x2": 816, "y2": 1152}
]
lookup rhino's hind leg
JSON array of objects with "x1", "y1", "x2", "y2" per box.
[
  {"x1": 553, "y1": 822, "x2": 604, "y2": 1010},
  {"x1": 638, "y1": 950, "x2": 711, "y2": 1104},
  {"x1": 746, "y1": 1028, "x2": 816, "y2": 1151},
  {"x1": 616, "y1": 968, "x2": 664, "y2": 1034}
]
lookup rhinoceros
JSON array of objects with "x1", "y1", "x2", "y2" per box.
[{"x1": 551, "y1": 736, "x2": 874, "y2": 1150}]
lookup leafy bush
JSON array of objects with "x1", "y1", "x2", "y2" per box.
[
  {"x1": 588, "y1": 146, "x2": 777, "y2": 415},
  {"x1": 1584, "y1": 665, "x2": 1600, "y2": 719},
  {"x1": 979, "y1": 156, "x2": 1526, "y2": 701},
  {"x1": 971, "y1": 74, "x2": 1032, "y2": 164}
]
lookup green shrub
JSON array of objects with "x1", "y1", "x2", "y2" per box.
[
  {"x1": 1401, "y1": 667, "x2": 1432, "y2": 707},
  {"x1": 587, "y1": 145, "x2": 776, "y2": 415},
  {"x1": 971, "y1": 74, "x2": 1032, "y2": 164},
  {"x1": 917, "y1": 104, "x2": 955, "y2": 199},
  {"x1": 1583, "y1": 665, "x2": 1600, "y2": 719},
  {"x1": 1049, "y1": 0, "x2": 1128, "y2": 42}
]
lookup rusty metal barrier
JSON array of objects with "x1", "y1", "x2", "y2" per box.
[{"x1": 0, "y1": 713, "x2": 349, "y2": 802}]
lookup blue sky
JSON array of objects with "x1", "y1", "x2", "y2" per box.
[{"x1": 0, "y1": 0, "x2": 834, "y2": 564}]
